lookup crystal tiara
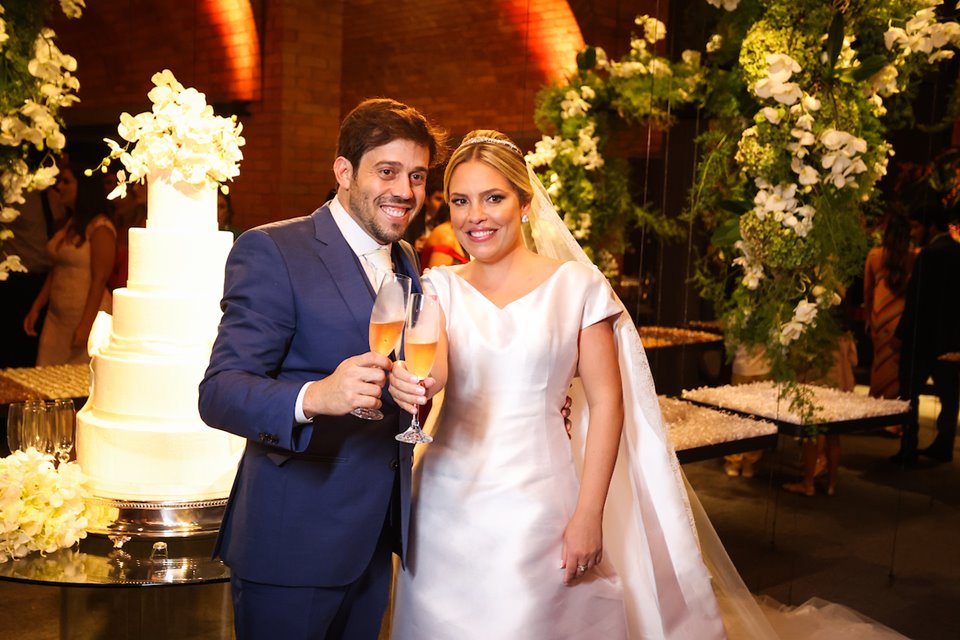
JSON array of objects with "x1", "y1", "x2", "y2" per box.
[{"x1": 459, "y1": 135, "x2": 522, "y2": 156}]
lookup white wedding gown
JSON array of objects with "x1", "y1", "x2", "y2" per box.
[{"x1": 391, "y1": 262, "x2": 726, "y2": 639}]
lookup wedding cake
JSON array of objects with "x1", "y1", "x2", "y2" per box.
[{"x1": 76, "y1": 173, "x2": 245, "y2": 502}]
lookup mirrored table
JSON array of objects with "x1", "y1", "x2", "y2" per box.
[{"x1": 0, "y1": 534, "x2": 232, "y2": 639}]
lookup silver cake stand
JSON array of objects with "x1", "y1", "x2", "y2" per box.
[{"x1": 85, "y1": 496, "x2": 228, "y2": 547}]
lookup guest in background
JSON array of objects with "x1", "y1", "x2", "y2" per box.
[
  {"x1": 723, "y1": 344, "x2": 771, "y2": 478},
  {"x1": 892, "y1": 205, "x2": 960, "y2": 464},
  {"x1": 417, "y1": 201, "x2": 468, "y2": 270},
  {"x1": 405, "y1": 170, "x2": 445, "y2": 250},
  {"x1": 0, "y1": 189, "x2": 59, "y2": 368},
  {"x1": 218, "y1": 190, "x2": 244, "y2": 240},
  {"x1": 106, "y1": 176, "x2": 146, "y2": 291},
  {"x1": 863, "y1": 208, "x2": 919, "y2": 436},
  {"x1": 783, "y1": 331, "x2": 857, "y2": 497},
  {"x1": 24, "y1": 170, "x2": 116, "y2": 365}
]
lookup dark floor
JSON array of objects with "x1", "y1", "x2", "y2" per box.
[
  {"x1": 685, "y1": 391, "x2": 960, "y2": 640},
  {"x1": 0, "y1": 391, "x2": 956, "y2": 639}
]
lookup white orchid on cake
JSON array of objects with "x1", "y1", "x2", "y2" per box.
[{"x1": 97, "y1": 69, "x2": 245, "y2": 199}]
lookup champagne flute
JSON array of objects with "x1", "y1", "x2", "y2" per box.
[
  {"x1": 395, "y1": 293, "x2": 439, "y2": 444},
  {"x1": 6, "y1": 400, "x2": 36, "y2": 454},
  {"x1": 20, "y1": 400, "x2": 50, "y2": 454},
  {"x1": 351, "y1": 272, "x2": 412, "y2": 420},
  {"x1": 51, "y1": 398, "x2": 76, "y2": 465}
]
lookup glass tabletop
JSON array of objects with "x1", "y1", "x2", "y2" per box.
[{"x1": 0, "y1": 534, "x2": 228, "y2": 587}]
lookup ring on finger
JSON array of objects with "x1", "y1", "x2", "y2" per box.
[{"x1": 576, "y1": 564, "x2": 588, "y2": 574}]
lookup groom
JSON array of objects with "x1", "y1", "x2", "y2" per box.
[{"x1": 199, "y1": 98, "x2": 447, "y2": 639}]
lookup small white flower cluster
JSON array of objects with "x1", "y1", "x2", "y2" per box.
[
  {"x1": 101, "y1": 69, "x2": 245, "y2": 199},
  {"x1": 636, "y1": 16, "x2": 667, "y2": 45},
  {"x1": 706, "y1": 34, "x2": 724, "y2": 54},
  {"x1": 0, "y1": 6, "x2": 7, "y2": 48},
  {"x1": 564, "y1": 210, "x2": 592, "y2": 240},
  {"x1": 732, "y1": 239, "x2": 764, "y2": 290},
  {"x1": 752, "y1": 178, "x2": 816, "y2": 237},
  {"x1": 820, "y1": 129, "x2": 869, "y2": 189},
  {"x1": 560, "y1": 85, "x2": 595, "y2": 119},
  {"x1": 779, "y1": 298, "x2": 819, "y2": 345},
  {"x1": 604, "y1": 16, "x2": 673, "y2": 79},
  {"x1": 59, "y1": 0, "x2": 85, "y2": 20},
  {"x1": 885, "y1": 1, "x2": 960, "y2": 65},
  {"x1": 526, "y1": 121, "x2": 604, "y2": 174},
  {"x1": 597, "y1": 248, "x2": 620, "y2": 279},
  {"x1": 705, "y1": 0, "x2": 740, "y2": 11},
  {"x1": 754, "y1": 54, "x2": 803, "y2": 105},
  {"x1": 0, "y1": 449, "x2": 92, "y2": 562}
]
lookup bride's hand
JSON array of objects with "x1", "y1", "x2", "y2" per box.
[
  {"x1": 388, "y1": 361, "x2": 436, "y2": 414},
  {"x1": 561, "y1": 509, "x2": 603, "y2": 585}
]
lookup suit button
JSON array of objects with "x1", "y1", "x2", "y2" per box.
[{"x1": 390, "y1": 459, "x2": 399, "y2": 470}]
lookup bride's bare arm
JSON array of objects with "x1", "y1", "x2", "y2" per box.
[
  {"x1": 388, "y1": 308, "x2": 449, "y2": 415},
  {"x1": 562, "y1": 317, "x2": 623, "y2": 584}
]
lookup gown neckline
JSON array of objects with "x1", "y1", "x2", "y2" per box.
[{"x1": 447, "y1": 261, "x2": 574, "y2": 311}]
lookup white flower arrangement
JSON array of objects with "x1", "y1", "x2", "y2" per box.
[
  {"x1": 99, "y1": 69, "x2": 245, "y2": 199},
  {"x1": 0, "y1": 448, "x2": 94, "y2": 563},
  {"x1": 0, "y1": 3, "x2": 82, "y2": 281},
  {"x1": 885, "y1": 1, "x2": 960, "y2": 65}
]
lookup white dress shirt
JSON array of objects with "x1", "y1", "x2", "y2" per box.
[{"x1": 295, "y1": 196, "x2": 391, "y2": 423}]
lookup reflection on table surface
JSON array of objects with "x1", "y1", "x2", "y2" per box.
[{"x1": 0, "y1": 533, "x2": 227, "y2": 587}]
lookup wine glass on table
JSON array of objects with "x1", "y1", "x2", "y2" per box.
[
  {"x1": 395, "y1": 293, "x2": 439, "y2": 444},
  {"x1": 6, "y1": 400, "x2": 37, "y2": 454},
  {"x1": 50, "y1": 398, "x2": 76, "y2": 465},
  {"x1": 351, "y1": 272, "x2": 412, "y2": 420},
  {"x1": 20, "y1": 400, "x2": 51, "y2": 454}
]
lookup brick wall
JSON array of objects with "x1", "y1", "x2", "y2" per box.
[{"x1": 50, "y1": 0, "x2": 664, "y2": 229}]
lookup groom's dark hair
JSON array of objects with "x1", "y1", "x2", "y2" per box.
[{"x1": 337, "y1": 98, "x2": 448, "y2": 172}]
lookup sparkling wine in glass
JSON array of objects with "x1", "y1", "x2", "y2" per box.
[
  {"x1": 396, "y1": 293, "x2": 439, "y2": 444},
  {"x1": 351, "y1": 272, "x2": 412, "y2": 421}
]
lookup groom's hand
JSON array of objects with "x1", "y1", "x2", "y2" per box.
[{"x1": 303, "y1": 352, "x2": 392, "y2": 417}]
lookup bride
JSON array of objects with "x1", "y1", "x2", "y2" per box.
[{"x1": 387, "y1": 131, "x2": 905, "y2": 639}]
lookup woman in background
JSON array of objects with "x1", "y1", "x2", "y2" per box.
[
  {"x1": 24, "y1": 170, "x2": 116, "y2": 365},
  {"x1": 417, "y1": 201, "x2": 468, "y2": 269},
  {"x1": 863, "y1": 208, "x2": 918, "y2": 432}
]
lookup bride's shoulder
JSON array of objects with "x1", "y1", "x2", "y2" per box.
[{"x1": 555, "y1": 259, "x2": 604, "y2": 284}]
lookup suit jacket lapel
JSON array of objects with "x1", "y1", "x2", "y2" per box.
[
  {"x1": 392, "y1": 242, "x2": 423, "y2": 294},
  {"x1": 312, "y1": 207, "x2": 373, "y2": 343}
]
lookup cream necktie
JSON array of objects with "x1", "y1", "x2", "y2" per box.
[{"x1": 363, "y1": 245, "x2": 394, "y2": 290}]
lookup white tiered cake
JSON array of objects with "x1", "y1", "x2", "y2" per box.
[{"x1": 77, "y1": 172, "x2": 245, "y2": 502}]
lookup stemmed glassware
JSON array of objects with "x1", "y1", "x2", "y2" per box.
[
  {"x1": 351, "y1": 272, "x2": 413, "y2": 421},
  {"x1": 6, "y1": 400, "x2": 33, "y2": 454},
  {"x1": 395, "y1": 293, "x2": 440, "y2": 444},
  {"x1": 50, "y1": 398, "x2": 76, "y2": 464},
  {"x1": 5, "y1": 399, "x2": 76, "y2": 465}
]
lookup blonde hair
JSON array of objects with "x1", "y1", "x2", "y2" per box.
[{"x1": 443, "y1": 130, "x2": 532, "y2": 206}]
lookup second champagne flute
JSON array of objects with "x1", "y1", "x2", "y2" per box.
[
  {"x1": 351, "y1": 272, "x2": 412, "y2": 420},
  {"x1": 396, "y1": 293, "x2": 439, "y2": 444}
]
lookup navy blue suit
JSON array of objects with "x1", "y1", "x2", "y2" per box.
[{"x1": 199, "y1": 205, "x2": 418, "y2": 636}]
